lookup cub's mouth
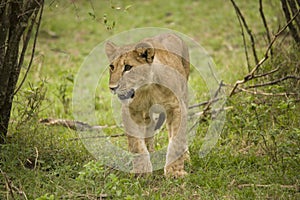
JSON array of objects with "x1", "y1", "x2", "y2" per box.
[{"x1": 117, "y1": 88, "x2": 135, "y2": 100}]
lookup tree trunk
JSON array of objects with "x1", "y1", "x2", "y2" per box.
[
  {"x1": 281, "y1": 0, "x2": 300, "y2": 44},
  {"x1": 0, "y1": 0, "x2": 44, "y2": 144}
]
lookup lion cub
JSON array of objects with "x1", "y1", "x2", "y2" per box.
[{"x1": 105, "y1": 33, "x2": 190, "y2": 177}]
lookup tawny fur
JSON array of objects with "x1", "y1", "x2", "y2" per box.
[{"x1": 105, "y1": 33, "x2": 190, "y2": 177}]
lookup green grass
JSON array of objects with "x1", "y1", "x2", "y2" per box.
[{"x1": 1, "y1": 0, "x2": 299, "y2": 199}]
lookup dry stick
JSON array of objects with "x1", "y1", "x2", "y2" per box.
[
  {"x1": 188, "y1": 81, "x2": 225, "y2": 133},
  {"x1": 202, "y1": 80, "x2": 225, "y2": 117},
  {"x1": 230, "y1": 0, "x2": 259, "y2": 64},
  {"x1": 234, "y1": 2, "x2": 251, "y2": 71},
  {"x1": 69, "y1": 133, "x2": 125, "y2": 141},
  {"x1": 252, "y1": 66, "x2": 280, "y2": 79},
  {"x1": 246, "y1": 75, "x2": 300, "y2": 89},
  {"x1": 39, "y1": 118, "x2": 109, "y2": 131},
  {"x1": 188, "y1": 97, "x2": 222, "y2": 109},
  {"x1": 0, "y1": 168, "x2": 15, "y2": 199},
  {"x1": 229, "y1": 8, "x2": 300, "y2": 97},
  {"x1": 190, "y1": 65, "x2": 279, "y2": 109},
  {"x1": 236, "y1": 87, "x2": 298, "y2": 96},
  {"x1": 39, "y1": 118, "x2": 125, "y2": 140},
  {"x1": 237, "y1": 183, "x2": 299, "y2": 191},
  {"x1": 192, "y1": 106, "x2": 233, "y2": 118},
  {"x1": 34, "y1": 146, "x2": 39, "y2": 170},
  {"x1": 259, "y1": 0, "x2": 272, "y2": 55}
]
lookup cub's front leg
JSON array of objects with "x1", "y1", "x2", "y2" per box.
[
  {"x1": 122, "y1": 105, "x2": 153, "y2": 174},
  {"x1": 164, "y1": 102, "x2": 188, "y2": 178}
]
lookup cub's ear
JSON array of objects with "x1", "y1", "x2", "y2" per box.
[
  {"x1": 134, "y1": 42, "x2": 155, "y2": 63},
  {"x1": 105, "y1": 41, "x2": 118, "y2": 62}
]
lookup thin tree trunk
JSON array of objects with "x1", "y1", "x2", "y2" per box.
[
  {"x1": 281, "y1": 0, "x2": 300, "y2": 44},
  {"x1": 0, "y1": 0, "x2": 44, "y2": 144}
]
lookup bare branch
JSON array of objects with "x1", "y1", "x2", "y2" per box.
[
  {"x1": 229, "y1": 8, "x2": 300, "y2": 97},
  {"x1": 230, "y1": 0, "x2": 259, "y2": 64},
  {"x1": 246, "y1": 75, "x2": 300, "y2": 89},
  {"x1": 259, "y1": 0, "x2": 272, "y2": 55},
  {"x1": 252, "y1": 66, "x2": 280, "y2": 79},
  {"x1": 234, "y1": 1, "x2": 251, "y2": 71},
  {"x1": 236, "y1": 87, "x2": 298, "y2": 97},
  {"x1": 188, "y1": 97, "x2": 222, "y2": 109}
]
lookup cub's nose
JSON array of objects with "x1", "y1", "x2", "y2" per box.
[{"x1": 109, "y1": 85, "x2": 119, "y2": 93}]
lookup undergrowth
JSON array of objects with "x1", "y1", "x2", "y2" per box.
[{"x1": 1, "y1": 0, "x2": 299, "y2": 199}]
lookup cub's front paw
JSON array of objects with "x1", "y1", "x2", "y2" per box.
[{"x1": 131, "y1": 154, "x2": 153, "y2": 175}]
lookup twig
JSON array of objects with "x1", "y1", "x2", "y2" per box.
[
  {"x1": 69, "y1": 133, "x2": 126, "y2": 141},
  {"x1": 202, "y1": 80, "x2": 225, "y2": 116},
  {"x1": 259, "y1": 0, "x2": 272, "y2": 55},
  {"x1": 0, "y1": 168, "x2": 15, "y2": 199},
  {"x1": 237, "y1": 183, "x2": 299, "y2": 191},
  {"x1": 235, "y1": 87, "x2": 298, "y2": 97},
  {"x1": 246, "y1": 75, "x2": 300, "y2": 89},
  {"x1": 252, "y1": 66, "x2": 280, "y2": 79},
  {"x1": 0, "y1": 168, "x2": 29, "y2": 199},
  {"x1": 234, "y1": 1, "x2": 251, "y2": 71},
  {"x1": 191, "y1": 106, "x2": 233, "y2": 118},
  {"x1": 188, "y1": 81, "x2": 226, "y2": 132},
  {"x1": 229, "y1": 8, "x2": 300, "y2": 97},
  {"x1": 230, "y1": 0, "x2": 259, "y2": 64},
  {"x1": 34, "y1": 146, "x2": 39, "y2": 170},
  {"x1": 188, "y1": 97, "x2": 222, "y2": 109}
]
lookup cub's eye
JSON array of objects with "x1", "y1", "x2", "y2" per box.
[
  {"x1": 109, "y1": 64, "x2": 114, "y2": 71},
  {"x1": 124, "y1": 64, "x2": 133, "y2": 72}
]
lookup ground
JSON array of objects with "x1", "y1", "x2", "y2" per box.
[{"x1": 0, "y1": 0, "x2": 299, "y2": 199}]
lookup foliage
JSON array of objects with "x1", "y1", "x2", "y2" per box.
[{"x1": 0, "y1": 0, "x2": 299, "y2": 199}]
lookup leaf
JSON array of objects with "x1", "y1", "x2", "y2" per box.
[{"x1": 124, "y1": 5, "x2": 133, "y2": 11}]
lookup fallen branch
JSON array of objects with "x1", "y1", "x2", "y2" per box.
[
  {"x1": 237, "y1": 183, "x2": 299, "y2": 191},
  {"x1": 39, "y1": 118, "x2": 124, "y2": 140},
  {"x1": 39, "y1": 118, "x2": 108, "y2": 131},
  {"x1": 69, "y1": 133, "x2": 125, "y2": 141}
]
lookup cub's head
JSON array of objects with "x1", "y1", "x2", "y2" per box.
[{"x1": 105, "y1": 41, "x2": 155, "y2": 100}]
